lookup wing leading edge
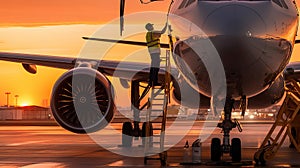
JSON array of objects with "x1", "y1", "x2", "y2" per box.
[{"x1": 0, "y1": 51, "x2": 177, "y2": 82}]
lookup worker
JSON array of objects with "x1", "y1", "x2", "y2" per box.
[{"x1": 145, "y1": 22, "x2": 168, "y2": 86}]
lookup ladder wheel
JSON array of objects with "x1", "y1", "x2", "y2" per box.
[
  {"x1": 211, "y1": 138, "x2": 222, "y2": 162},
  {"x1": 254, "y1": 149, "x2": 268, "y2": 165},
  {"x1": 142, "y1": 122, "x2": 153, "y2": 146},
  {"x1": 231, "y1": 138, "x2": 241, "y2": 162},
  {"x1": 258, "y1": 151, "x2": 267, "y2": 165},
  {"x1": 160, "y1": 157, "x2": 167, "y2": 166},
  {"x1": 122, "y1": 122, "x2": 133, "y2": 147}
]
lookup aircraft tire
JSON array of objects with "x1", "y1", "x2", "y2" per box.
[
  {"x1": 231, "y1": 138, "x2": 241, "y2": 162},
  {"x1": 122, "y1": 122, "x2": 133, "y2": 147},
  {"x1": 211, "y1": 138, "x2": 222, "y2": 162}
]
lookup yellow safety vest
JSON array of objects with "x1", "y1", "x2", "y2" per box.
[{"x1": 146, "y1": 32, "x2": 161, "y2": 53}]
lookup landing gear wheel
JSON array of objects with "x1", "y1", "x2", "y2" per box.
[
  {"x1": 231, "y1": 138, "x2": 241, "y2": 162},
  {"x1": 160, "y1": 151, "x2": 167, "y2": 166},
  {"x1": 211, "y1": 138, "x2": 222, "y2": 162},
  {"x1": 122, "y1": 122, "x2": 133, "y2": 147},
  {"x1": 142, "y1": 122, "x2": 153, "y2": 146}
]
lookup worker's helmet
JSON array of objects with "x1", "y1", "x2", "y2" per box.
[{"x1": 145, "y1": 23, "x2": 154, "y2": 31}]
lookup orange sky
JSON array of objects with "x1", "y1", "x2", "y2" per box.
[
  {"x1": 0, "y1": 0, "x2": 300, "y2": 107},
  {"x1": 0, "y1": 0, "x2": 170, "y2": 26},
  {"x1": 0, "y1": 0, "x2": 170, "y2": 107}
]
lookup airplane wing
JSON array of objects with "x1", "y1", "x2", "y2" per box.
[
  {"x1": 0, "y1": 51, "x2": 177, "y2": 82},
  {"x1": 82, "y1": 37, "x2": 170, "y2": 48}
]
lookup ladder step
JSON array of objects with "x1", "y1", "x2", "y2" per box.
[
  {"x1": 150, "y1": 117, "x2": 163, "y2": 120},
  {"x1": 153, "y1": 128, "x2": 163, "y2": 130},
  {"x1": 152, "y1": 118, "x2": 163, "y2": 120},
  {"x1": 287, "y1": 108, "x2": 296, "y2": 111},
  {"x1": 151, "y1": 121, "x2": 163, "y2": 123},
  {"x1": 145, "y1": 157, "x2": 161, "y2": 161},
  {"x1": 145, "y1": 150, "x2": 162, "y2": 155},
  {"x1": 151, "y1": 110, "x2": 163, "y2": 112},
  {"x1": 153, "y1": 95, "x2": 164, "y2": 98},
  {"x1": 152, "y1": 99, "x2": 165, "y2": 102},
  {"x1": 151, "y1": 104, "x2": 164, "y2": 106}
]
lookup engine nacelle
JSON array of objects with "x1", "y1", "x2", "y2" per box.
[
  {"x1": 51, "y1": 67, "x2": 115, "y2": 134},
  {"x1": 173, "y1": 76, "x2": 210, "y2": 109},
  {"x1": 247, "y1": 76, "x2": 285, "y2": 109}
]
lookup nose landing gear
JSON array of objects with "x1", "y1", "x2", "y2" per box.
[{"x1": 211, "y1": 97, "x2": 242, "y2": 162}]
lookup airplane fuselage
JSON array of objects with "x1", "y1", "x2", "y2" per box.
[{"x1": 170, "y1": 0, "x2": 298, "y2": 100}]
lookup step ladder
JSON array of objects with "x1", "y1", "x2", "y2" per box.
[
  {"x1": 254, "y1": 79, "x2": 300, "y2": 165},
  {"x1": 143, "y1": 49, "x2": 171, "y2": 166}
]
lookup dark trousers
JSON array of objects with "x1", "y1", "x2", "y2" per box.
[{"x1": 149, "y1": 53, "x2": 160, "y2": 85}]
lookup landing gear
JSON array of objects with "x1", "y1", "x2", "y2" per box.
[
  {"x1": 122, "y1": 122, "x2": 133, "y2": 147},
  {"x1": 141, "y1": 122, "x2": 153, "y2": 146},
  {"x1": 121, "y1": 81, "x2": 141, "y2": 147},
  {"x1": 211, "y1": 97, "x2": 243, "y2": 162}
]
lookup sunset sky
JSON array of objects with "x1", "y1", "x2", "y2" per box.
[
  {"x1": 0, "y1": 0, "x2": 300, "y2": 107},
  {"x1": 0, "y1": 0, "x2": 170, "y2": 107}
]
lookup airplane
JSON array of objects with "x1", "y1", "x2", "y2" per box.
[{"x1": 0, "y1": 0, "x2": 299, "y2": 164}]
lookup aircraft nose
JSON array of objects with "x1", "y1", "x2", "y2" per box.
[
  {"x1": 203, "y1": 5, "x2": 266, "y2": 37},
  {"x1": 201, "y1": 5, "x2": 267, "y2": 97}
]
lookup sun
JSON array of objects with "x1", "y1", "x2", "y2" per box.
[{"x1": 20, "y1": 102, "x2": 29, "y2": 107}]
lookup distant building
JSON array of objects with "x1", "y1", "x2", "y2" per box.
[{"x1": 0, "y1": 106, "x2": 52, "y2": 120}]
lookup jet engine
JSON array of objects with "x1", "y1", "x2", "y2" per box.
[
  {"x1": 172, "y1": 76, "x2": 211, "y2": 109},
  {"x1": 50, "y1": 67, "x2": 115, "y2": 134},
  {"x1": 247, "y1": 76, "x2": 285, "y2": 109}
]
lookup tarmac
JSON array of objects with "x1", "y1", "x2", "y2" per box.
[{"x1": 0, "y1": 121, "x2": 299, "y2": 167}]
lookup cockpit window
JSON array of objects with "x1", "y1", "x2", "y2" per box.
[
  {"x1": 273, "y1": 0, "x2": 283, "y2": 7},
  {"x1": 178, "y1": 0, "x2": 188, "y2": 9},
  {"x1": 280, "y1": 0, "x2": 288, "y2": 9},
  {"x1": 198, "y1": 0, "x2": 231, "y2": 1},
  {"x1": 185, "y1": 0, "x2": 196, "y2": 7},
  {"x1": 238, "y1": 0, "x2": 270, "y2": 1},
  {"x1": 272, "y1": 0, "x2": 288, "y2": 9}
]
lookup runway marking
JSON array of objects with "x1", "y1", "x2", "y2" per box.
[
  {"x1": 106, "y1": 160, "x2": 180, "y2": 167},
  {"x1": 106, "y1": 160, "x2": 146, "y2": 167},
  {"x1": 107, "y1": 160, "x2": 124, "y2": 166},
  {"x1": 20, "y1": 162, "x2": 66, "y2": 168},
  {"x1": 5, "y1": 140, "x2": 48, "y2": 147}
]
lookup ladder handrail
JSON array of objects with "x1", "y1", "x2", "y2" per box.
[
  {"x1": 144, "y1": 48, "x2": 172, "y2": 165},
  {"x1": 254, "y1": 79, "x2": 300, "y2": 164}
]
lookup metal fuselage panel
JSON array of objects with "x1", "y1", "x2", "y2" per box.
[{"x1": 170, "y1": 0, "x2": 298, "y2": 99}]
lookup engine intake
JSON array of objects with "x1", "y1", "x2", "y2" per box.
[{"x1": 51, "y1": 67, "x2": 115, "y2": 134}]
